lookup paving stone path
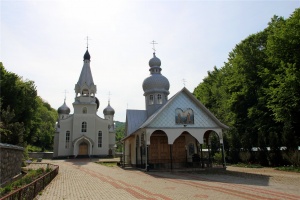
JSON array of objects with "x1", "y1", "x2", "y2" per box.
[{"x1": 35, "y1": 159, "x2": 300, "y2": 200}]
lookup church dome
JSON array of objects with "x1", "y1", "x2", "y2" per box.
[
  {"x1": 143, "y1": 53, "x2": 170, "y2": 95},
  {"x1": 58, "y1": 101, "x2": 70, "y2": 114},
  {"x1": 149, "y1": 53, "x2": 161, "y2": 67},
  {"x1": 103, "y1": 102, "x2": 115, "y2": 115},
  {"x1": 142, "y1": 74, "x2": 170, "y2": 93},
  {"x1": 83, "y1": 49, "x2": 91, "y2": 60}
]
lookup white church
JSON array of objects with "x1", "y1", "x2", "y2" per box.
[{"x1": 53, "y1": 49, "x2": 116, "y2": 158}]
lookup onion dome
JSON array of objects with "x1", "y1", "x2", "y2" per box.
[
  {"x1": 83, "y1": 49, "x2": 91, "y2": 60},
  {"x1": 142, "y1": 53, "x2": 170, "y2": 95},
  {"x1": 95, "y1": 97, "x2": 100, "y2": 110},
  {"x1": 149, "y1": 53, "x2": 161, "y2": 67},
  {"x1": 103, "y1": 101, "x2": 115, "y2": 115},
  {"x1": 58, "y1": 100, "x2": 70, "y2": 114}
]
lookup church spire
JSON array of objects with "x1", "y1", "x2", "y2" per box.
[{"x1": 75, "y1": 48, "x2": 97, "y2": 97}]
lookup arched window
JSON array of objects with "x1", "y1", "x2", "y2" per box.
[
  {"x1": 83, "y1": 107, "x2": 87, "y2": 114},
  {"x1": 157, "y1": 94, "x2": 162, "y2": 104},
  {"x1": 98, "y1": 131, "x2": 102, "y2": 147},
  {"x1": 149, "y1": 95, "x2": 154, "y2": 105},
  {"x1": 65, "y1": 131, "x2": 70, "y2": 148},
  {"x1": 82, "y1": 122, "x2": 87, "y2": 132}
]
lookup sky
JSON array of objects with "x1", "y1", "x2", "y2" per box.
[{"x1": 1, "y1": 0, "x2": 299, "y2": 122}]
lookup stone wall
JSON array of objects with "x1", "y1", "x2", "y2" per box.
[
  {"x1": 0, "y1": 143, "x2": 24, "y2": 186},
  {"x1": 28, "y1": 152, "x2": 53, "y2": 159}
]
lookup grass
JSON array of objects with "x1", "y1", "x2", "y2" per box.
[
  {"x1": 231, "y1": 163, "x2": 263, "y2": 168},
  {"x1": 96, "y1": 162, "x2": 118, "y2": 167},
  {"x1": 0, "y1": 168, "x2": 47, "y2": 197},
  {"x1": 275, "y1": 166, "x2": 300, "y2": 173}
]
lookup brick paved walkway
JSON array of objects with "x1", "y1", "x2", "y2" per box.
[{"x1": 35, "y1": 159, "x2": 300, "y2": 200}]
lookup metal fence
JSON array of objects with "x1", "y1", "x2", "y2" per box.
[
  {"x1": 1, "y1": 163, "x2": 59, "y2": 200},
  {"x1": 120, "y1": 155, "x2": 223, "y2": 170}
]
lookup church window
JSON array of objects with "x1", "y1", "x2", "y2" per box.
[
  {"x1": 157, "y1": 94, "x2": 162, "y2": 104},
  {"x1": 82, "y1": 122, "x2": 87, "y2": 132},
  {"x1": 149, "y1": 95, "x2": 154, "y2": 105},
  {"x1": 83, "y1": 107, "x2": 87, "y2": 114},
  {"x1": 82, "y1": 89, "x2": 89, "y2": 96},
  {"x1": 98, "y1": 131, "x2": 102, "y2": 147},
  {"x1": 65, "y1": 131, "x2": 70, "y2": 148}
]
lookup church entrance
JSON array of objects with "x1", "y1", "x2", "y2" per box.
[
  {"x1": 172, "y1": 135, "x2": 186, "y2": 163},
  {"x1": 149, "y1": 131, "x2": 170, "y2": 165},
  {"x1": 79, "y1": 142, "x2": 88, "y2": 155}
]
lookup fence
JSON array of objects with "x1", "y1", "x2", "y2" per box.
[
  {"x1": 1, "y1": 163, "x2": 59, "y2": 200},
  {"x1": 120, "y1": 155, "x2": 222, "y2": 170}
]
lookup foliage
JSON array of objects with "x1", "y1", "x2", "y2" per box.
[
  {"x1": 213, "y1": 152, "x2": 223, "y2": 165},
  {"x1": 193, "y1": 8, "x2": 300, "y2": 166},
  {"x1": 231, "y1": 163, "x2": 263, "y2": 168},
  {"x1": 0, "y1": 168, "x2": 45, "y2": 197},
  {"x1": 96, "y1": 162, "x2": 117, "y2": 167},
  {"x1": 115, "y1": 121, "x2": 125, "y2": 152},
  {"x1": 275, "y1": 166, "x2": 300, "y2": 173},
  {"x1": 0, "y1": 63, "x2": 58, "y2": 151},
  {"x1": 26, "y1": 144, "x2": 43, "y2": 152}
]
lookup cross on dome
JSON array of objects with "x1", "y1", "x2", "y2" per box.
[
  {"x1": 85, "y1": 36, "x2": 91, "y2": 49},
  {"x1": 182, "y1": 79, "x2": 187, "y2": 87},
  {"x1": 150, "y1": 40, "x2": 158, "y2": 53}
]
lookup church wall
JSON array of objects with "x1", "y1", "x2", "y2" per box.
[
  {"x1": 73, "y1": 102, "x2": 97, "y2": 114},
  {"x1": 57, "y1": 117, "x2": 73, "y2": 157},
  {"x1": 94, "y1": 117, "x2": 110, "y2": 155}
]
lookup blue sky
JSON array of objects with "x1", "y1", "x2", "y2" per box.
[{"x1": 1, "y1": 0, "x2": 299, "y2": 122}]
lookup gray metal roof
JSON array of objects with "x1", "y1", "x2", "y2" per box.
[
  {"x1": 77, "y1": 51, "x2": 94, "y2": 87},
  {"x1": 140, "y1": 87, "x2": 229, "y2": 129},
  {"x1": 58, "y1": 100, "x2": 70, "y2": 114},
  {"x1": 126, "y1": 110, "x2": 148, "y2": 135}
]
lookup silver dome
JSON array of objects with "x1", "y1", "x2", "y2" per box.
[
  {"x1": 58, "y1": 101, "x2": 70, "y2": 114},
  {"x1": 103, "y1": 102, "x2": 115, "y2": 115},
  {"x1": 149, "y1": 53, "x2": 161, "y2": 67},
  {"x1": 142, "y1": 74, "x2": 170, "y2": 94}
]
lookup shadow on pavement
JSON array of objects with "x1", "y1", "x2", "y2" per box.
[{"x1": 145, "y1": 170, "x2": 271, "y2": 186}]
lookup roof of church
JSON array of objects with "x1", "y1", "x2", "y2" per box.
[
  {"x1": 58, "y1": 100, "x2": 70, "y2": 114},
  {"x1": 141, "y1": 87, "x2": 229, "y2": 129},
  {"x1": 103, "y1": 101, "x2": 115, "y2": 115},
  {"x1": 125, "y1": 87, "x2": 229, "y2": 137},
  {"x1": 83, "y1": 49, "x2": 91, "y2": 60},
  {"x1": 125, "y1": 110, "x2": 148, "y2": 135},
  {"x1": 77, "y1": 50, "x2": 94, "y2": 87},
  {"x1": 142, "y1": 53, "x2": 170, "y2": 95}
]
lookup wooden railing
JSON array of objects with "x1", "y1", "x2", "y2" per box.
[{"x1": 1, "y1": 163, "x2": 59, "y2": 200}]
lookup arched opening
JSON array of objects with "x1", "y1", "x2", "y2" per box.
[
  {"x1": 203, "y1": 130, "x2": 221, "y2": 167},
  {"x1": 149, "y1": 130, "x2": 169, "y2": 169},
  {"x1": 82, "y1": 89, "x2": 89, "y2": 96}
]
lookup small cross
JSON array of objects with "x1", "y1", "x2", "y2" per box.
[
  {"x1": 85, "y1": 36, "x2": 91, "y2": 48},
  {"x1": 108, "y1": 91, "x2": 112, "y2": 101},
  {"x1": 63, "y1": 90, "x2": 69, "y2": 101},
  {"x1": 182, "y1": 79, "x2": 187, "y2": 87},
  {"x1": 150, "y1": 40, "x2": 158, "y2": 52}
]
